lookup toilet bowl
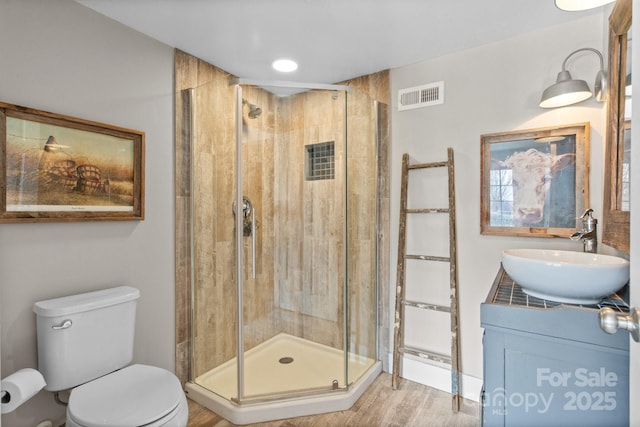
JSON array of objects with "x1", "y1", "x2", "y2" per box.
[{"x1": 65, "y1": 365, "x2": 189, "y2": 427}]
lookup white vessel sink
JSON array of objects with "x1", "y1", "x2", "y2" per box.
[{"x1": 502, "y1": 249, "x2": 630, "y2": 304}]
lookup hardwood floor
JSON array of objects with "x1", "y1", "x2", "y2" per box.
[{"x1": 187, "y1": 373, "x2": 480, "y2": 427}]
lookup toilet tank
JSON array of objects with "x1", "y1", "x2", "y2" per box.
[{"x1": 33, "y1": 286, "x2": 140, "y2": 391}]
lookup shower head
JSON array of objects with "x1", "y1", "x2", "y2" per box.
[{"x1": 242, "y1": 99, "x2": 262, "y2": 119}]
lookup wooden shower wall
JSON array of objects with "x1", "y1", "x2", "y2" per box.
[{"x1": 175, "y1": 49, "x2": 390, "y2": 385}]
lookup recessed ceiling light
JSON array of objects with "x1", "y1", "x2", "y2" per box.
[
  {"x1": 272, "y1": 59, "x2": 298, "y2": 73},
  {"x1": 554, "y1": 0, "x2": 615, "y2": 11}
]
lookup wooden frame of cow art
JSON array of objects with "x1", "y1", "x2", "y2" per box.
[
  {"x1": 480, "y1": 123, "x2": 589, "y2": 237},
  {"x1": 0, "y1": 102, "x2": 144, "y2": 222}
]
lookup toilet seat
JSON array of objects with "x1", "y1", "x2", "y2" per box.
[{"x1": 67, "y1": 364, "x2": 186, "y2": 427}]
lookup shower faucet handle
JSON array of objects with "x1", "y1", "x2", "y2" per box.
[{"x1": 232, "y1": 196, "x2": 253, "y2": 218}]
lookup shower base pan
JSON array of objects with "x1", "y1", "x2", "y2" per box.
[{"x1": 185, "y1": 333, "x2": 382, "y2": 425}]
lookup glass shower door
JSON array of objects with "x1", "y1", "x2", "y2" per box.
[
  {"x1": 186, "y1": 79, "x2": 240, "y2": 402},
  {"x1": 236, "y1": 82, "x2": 349, "y2": 402}
]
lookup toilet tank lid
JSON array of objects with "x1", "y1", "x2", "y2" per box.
[{"x1": 33, "y1": 286, "x2": 140, "y2": 317}]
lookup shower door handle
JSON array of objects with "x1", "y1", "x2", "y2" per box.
[
  {"x1": 232, "y1": 196, "x2": 256, "y2": 278},
  {"x1": 251, "y1": 204, "x2": 256, "y2": 279}
]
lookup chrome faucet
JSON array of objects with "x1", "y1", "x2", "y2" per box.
[{"x1": 570, "y1": 208, "x2": 597, "y2": 253}]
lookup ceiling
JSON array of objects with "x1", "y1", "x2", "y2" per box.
[{"x1": 76, "y1": 0, "x2": 600, "y2": 85}]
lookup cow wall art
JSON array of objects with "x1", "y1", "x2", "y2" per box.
[{"x1": 480, "y1": 123, "x2": 589, "y2": 238}]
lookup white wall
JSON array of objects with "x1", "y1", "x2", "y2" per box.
[
  {"x1": 390, "y1": 13, "x2": 609, "y2": 399},
  {"x1": 0, "y1": 1, "x2": 174, "y2": 425}
]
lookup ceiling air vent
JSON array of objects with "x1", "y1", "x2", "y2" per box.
[{"x1": 398, "y1": 81, "x2": 444, "y2": 111}]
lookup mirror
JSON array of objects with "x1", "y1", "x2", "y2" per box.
[{"x1": 603, "y1": 0, "x2": 631, "y2": 253}]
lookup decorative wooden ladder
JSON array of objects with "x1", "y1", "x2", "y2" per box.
[{"x1": 391, "y1": 148, "x2": 461, "y2": 412}]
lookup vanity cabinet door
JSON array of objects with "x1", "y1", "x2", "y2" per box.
[{"x1": 482, "y1": 328, "x2": 628, "y2": 427}]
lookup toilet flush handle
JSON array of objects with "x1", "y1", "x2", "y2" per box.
[{"x1": 52, "y1": 319, "x2": 72, "y2": 330}]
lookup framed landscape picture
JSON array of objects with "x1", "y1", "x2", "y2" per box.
[{"x1": 0, "y1": 102, "x2": 144, "y2": 222}]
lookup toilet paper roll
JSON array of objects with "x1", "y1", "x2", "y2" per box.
[{"x1": 1, "y1": 368, "x2": 46, "y2": 414}]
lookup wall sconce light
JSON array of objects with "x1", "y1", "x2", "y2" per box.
[
  {"x1": 554, "y1": 0, "x2": 615, "y2": 11},
  {"x1": 539, "y1": 47, "x2": 606, "y2": 108}
]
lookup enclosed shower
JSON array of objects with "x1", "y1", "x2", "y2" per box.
[{"x1": 174, "y1": 52, "x2": 389, "y2": 424}]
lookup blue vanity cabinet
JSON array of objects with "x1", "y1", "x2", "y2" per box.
[{"x1": 481, "y1": 268, "x2": 629, "y2": 427}]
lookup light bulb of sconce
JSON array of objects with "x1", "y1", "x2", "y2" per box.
[{"x1": 554, "y1": 0, "x2": 615, "y2": 11}]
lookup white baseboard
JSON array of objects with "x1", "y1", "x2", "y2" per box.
[{"x1": 387, "y1": 353, "x2": 482, "y2": 403}]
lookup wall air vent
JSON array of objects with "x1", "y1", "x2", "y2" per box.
[{"x1": 397, "y1": 81, "x2": 444, "y2": 111}]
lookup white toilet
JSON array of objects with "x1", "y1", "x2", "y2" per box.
[{"x1": 33, "y1": 286, "x2": 189, "y2": 427}]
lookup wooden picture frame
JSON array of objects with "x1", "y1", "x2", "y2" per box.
[
  {"x1": 0, "y1": 102, "x2": 144, "y2": 222},
  {"x1": 602, "y1": 0, "x2": 631, "y2": 253},
  {"x1": 480, "y1": 123, "x2": 589, "y2": 237}
]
